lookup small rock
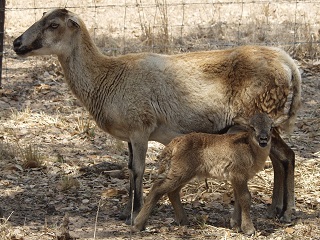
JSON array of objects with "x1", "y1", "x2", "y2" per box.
[
  {"x1": 43, "y1": 71, "x2": 51, "y2": 78},
  {"x1": 0, "y1": 100, "x2": 11, "y2": 109}
]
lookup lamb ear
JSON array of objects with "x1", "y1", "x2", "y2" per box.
[
  {"x1": 233, "y1": 116, "x2": 249, "y2": 127},
  {"x1": 67, "y1": 16, "x2": 80, "y2": 29},
  {"x1": 273, "y1": 115, "x2": 289, "y2": 127}
]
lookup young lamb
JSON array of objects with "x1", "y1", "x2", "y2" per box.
[
  {"x1": 133, "y1": 113, "x2": 286, "y2": 235},
  {"x1": 13, "y1": 8, "x2": 301, "y2": 222}
]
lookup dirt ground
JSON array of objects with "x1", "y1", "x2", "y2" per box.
[{"x1": 0, "y1": 42, "x2": 320, "y2": 239}]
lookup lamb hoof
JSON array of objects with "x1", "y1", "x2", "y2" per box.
[
  {"x1": 241, "y1": 224, "x2": 255, "y2": 235},
  {"x1": 132, "y1": 222, "x2": 146, "y2": 232},
  {"x1": 131, "y1": 225, "x2": 144, "y2": 232},
  {"x1": 230, "y1": 218, "x2": 239, "y2": 229}
]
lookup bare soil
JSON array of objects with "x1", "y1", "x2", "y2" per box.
[
  {"x1": 0, "y1": 43, "x2": 320, "y2": 239},
  {"x1": 0, "y1": 44, "x2": 320, "y2": 239}
]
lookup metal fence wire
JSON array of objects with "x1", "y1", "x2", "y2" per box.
[{"x1": 1, "y1": 0, "x2": 320, "y2": 85}]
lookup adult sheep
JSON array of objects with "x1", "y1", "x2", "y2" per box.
[{"x1": 13, "y1": 8, "x2": 301, "y2": 223}]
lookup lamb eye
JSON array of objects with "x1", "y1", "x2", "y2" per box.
[{"x1": 50, "y1": 23, "x2": 59, "y2": 29}]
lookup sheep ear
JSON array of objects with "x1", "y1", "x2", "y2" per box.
[
  {"x1": 67, "y1": 16, "x2": 80, "y2": 29},
  {"x1": 273, "y1": 115, "x2": 288, "y2": 127}
]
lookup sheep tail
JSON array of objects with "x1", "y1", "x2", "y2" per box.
[{"x1": 281, "y1": 57, "x2": 302, "y2": 133}]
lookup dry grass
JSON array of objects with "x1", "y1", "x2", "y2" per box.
[
  {"x1": 0, "y1": 221, "x2": 13, "y2": 240},
  {"x1": 0, "y1": 61, "x2": 319, "y2": 240},
  {"x1": 74, "y1": 114, "x2": 96, "y2": 138},
  {"x1": 4, "y1": 0, "x2": 320, "y2": 58},
  {"x1": 0, "y1": 0, "x2": 320, "y2": 239},
  {"x1": 19, "y1": 144, "x2": 43, "y2": 169},
  {"x1": 0, "y1": 140, "x2": 16, "y2": 161},
  {"x1": 57, "y1": 175, "x2": 80, "y2": 192}
]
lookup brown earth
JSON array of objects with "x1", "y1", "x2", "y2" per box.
[{"x1": 0, "y1": 45, "x2": 320, "y2": 239}]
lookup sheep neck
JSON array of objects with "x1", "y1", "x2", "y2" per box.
[{"x1": 57, "y1": 30, "x2": 106, "y2": 108}]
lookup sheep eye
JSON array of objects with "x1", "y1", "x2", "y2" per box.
[{"x1": 50, "y1": 23, "x2": 59, "y2": 29}]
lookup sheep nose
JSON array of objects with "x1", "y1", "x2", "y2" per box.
[
  {"x1": 258, "y1": 135, "x2": 269, "y2": 147},
  {"x1": 13, "y1": 37, "x2": 22, "y2": 49},
  {"x1": 259, "y1": 136, "x2": 268, "y2": 142}
]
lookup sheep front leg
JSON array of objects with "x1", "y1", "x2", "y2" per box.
[
  {"x1": 230, "y1": 189, "x2": 241, "y2": 231},
  {"x1": 119, "y1": 142, "x2": 134, "y2": 220},
  {"x1": 267, "y1": 131, "x2": 295, "y2": 222},
  {"x1": 232, "y1": 180, "x2": 255, "y2": 235},
  {"x1": 120, "y1": 140, "x2": 148, "y2": 224}
]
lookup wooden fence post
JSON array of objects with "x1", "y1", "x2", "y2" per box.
[{"x1": 0, "y1": 0, "x2": 5, "y2": 88}]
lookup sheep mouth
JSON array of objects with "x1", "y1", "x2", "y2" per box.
[
  {"x1": 14, "y1": 39, "x2": 43, "y2": 56},
  {"x1": 259, "y1": 142, "x2": 268, "y2": 148},
  {"x1": 14, "y1": 46, "x2": 33, "y2": 56}
]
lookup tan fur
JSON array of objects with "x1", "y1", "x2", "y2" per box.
[
  {"x1": 13, "y1": 9, "x2": 301, "y2": 221},
  {"x1": 134, "y1": 113, "x2": 277, "y2": 235}
]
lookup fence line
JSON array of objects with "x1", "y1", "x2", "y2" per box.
[
  {"x1": 1, "y1": 0, "x2": 320, "y2": 86},
  {"x1": 5, "y1": 1, "x2": 320, "y2": 10},
  {"x1": 0, "y1": 0, "x2": 5, "y2": 87}
]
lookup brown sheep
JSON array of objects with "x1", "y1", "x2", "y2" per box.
[
  {"x1": 133, "y1": 113, "x2": 287, "y2": 235},
  {"x1": 13, "y1": 9, "x2": 301, "y2": 222}
]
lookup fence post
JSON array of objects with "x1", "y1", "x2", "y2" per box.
[{"x1": 0, "y1": 0, "x2": 5, "y2": 88}]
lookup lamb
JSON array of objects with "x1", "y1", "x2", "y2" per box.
[
  {"x1": 12, "y1": 8, "x2": 301, "y2": 223},
  {"x1": 133, "y1": 113, "x2": 286, "y2": 235}
]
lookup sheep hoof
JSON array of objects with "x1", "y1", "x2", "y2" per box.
[
  {"x1": 125, "y1": 214, "x2": 138, "y2": 225},
  {"x1": 266, "y1": 205, "x2": 282, "y2": 219},
  {"x1": 280, "y1": 212, "x2": 292, "y2": 223},
  {"x1": 119, "y1": 207, "x2": 131, "y2": 221},
  {"x1": 177, "y1": 219, "x2": 189, "y2": 226},
  {"x1": 267, "y1": 205, "x2": 294, "y2": 223},
  {"x1": 119, "y1": 207, "x2": 139, "y2": 224},
  {"x1": 119, "y1": 213, "x2": 128, "y2": 221},
  {"x1": 125, "y1": 218, "x2": 133, "y2": 225}
]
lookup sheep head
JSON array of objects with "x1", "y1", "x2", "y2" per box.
[{"x1": 13, "y1": 8, "x2": 81, "y2": 57}]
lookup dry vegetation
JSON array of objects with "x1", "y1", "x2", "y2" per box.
[{"x1": 1, "y1": 0, "x2": 320, "y2": 239}]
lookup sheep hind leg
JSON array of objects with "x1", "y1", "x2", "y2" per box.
[
  {"x1": 267, "y1": 131, "x2": 295, "y2": 223},
  {"x1": 168, "y1": 187, "x2": 189, "y2": 226},
  {"x1": 133, "y1": 176, "x2": 186, "y2": 231},
  {"x1": 133, "y1": 179, "x2": 168, "y2": 231}
]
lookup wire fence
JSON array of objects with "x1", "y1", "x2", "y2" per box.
[{"x1": 2, "y1": 0, "x2": 320, "y2": 86}]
